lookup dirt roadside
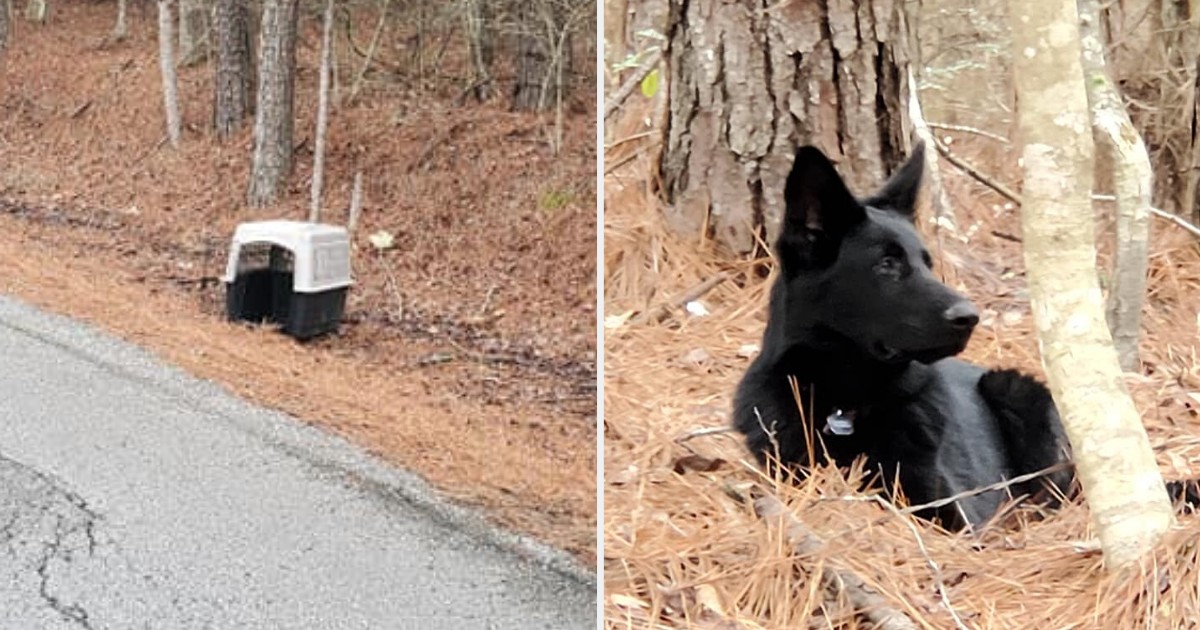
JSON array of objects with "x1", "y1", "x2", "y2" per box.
[{"x1": 0, "y1": 3, "x2": 597, "y2": 562}]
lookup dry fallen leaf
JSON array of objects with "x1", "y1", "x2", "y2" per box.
[
  {"x1": 610, "y1": 593, "x2": 647, "y2": 610},
  {"x1": 610, "y1": 464, "x2": 640, "y2": 486},
  {"x1": 672, "y1": 454, "x2": 726, "y2": 475},
  {"x1": 605, "y1": 310, "x2": 635, "y2": 329},
  {"x1": 683, "y1": 347, "x2": 712, "y2": 365},
  {"x1": 685, "y1": 300, "x2": 711, "y2": 317},
  {"x1": 695, "y1": 584, "x2": 726, "y2": 616}
]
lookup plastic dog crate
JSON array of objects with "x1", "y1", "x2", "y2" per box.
[{"x1": 222, "y1": 220, "x2": 352, "y2": 340}]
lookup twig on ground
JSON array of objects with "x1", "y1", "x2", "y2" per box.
[
  {"x1": 867, "y1": 495, "x2": 971, "y2": 630},
  {"x1": 603, "y1": 143, "x2": 652, "y2": 175},
  {"x1": 889, "y1": 462, "x2": 1072, "y2": 520},
  {"x1": 479, "y1": 284, "x2": 497, "y2": 316},
  {"x1": 628, "y1": 271, "x2": 732, "y2": 326},
  {"x1": 603, "y1": 49, "x2": 663, "y2": 121},
  {"x1": 674, "y1": 426, "x2": 736, "y2": 445},
  {"x1": 131, "y1": 135, "x2": 170, "y2": 167},
  {"x1": 409, "y1": 121, "x2": 464, "y2": 173},
  {"x1": 755, "y1": 493, "x2": 921, "y2": 630},
  {"x1": 70, "y1": 100, "x2": 93, "y2": 119},
  {"x1": 377, "y1": 254, "x2": 404, "y2": 322},
  {"x1": 605, "y1": 131, "x2": 658, "y2": 151}
]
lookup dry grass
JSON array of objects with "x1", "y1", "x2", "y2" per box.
[{"x1": 603, "y1": 131, "x2": 1200, "y2": 627}]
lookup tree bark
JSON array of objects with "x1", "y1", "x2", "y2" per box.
[
  {"x1": 658, "y1": 0, "x2": 911, "y2": 255},
  {"x1": 462, "y1": 0, "x2": 492, "y2": 101},
  {"x1": 1186, "y1": 53, "x2": 1200, "y2": 222},
  {"x1": 1079, "y1": 0, "x2": 1153, "y2": 372},
  {"x1": 246, "y1": 0, "x2": 299, "y2": 208},
  {"x1": 112, "y1": 0, "x2": 128, "y2": 41},
  {"x1": 213, "y1": 0, "x2": 253, "y2": 139},
  {"x1": 1101, "y1": 0, "x2": 1200, "y2": 219},
  {"x1": 0, "y1": 0, "x2": 9, "y2": 50},
  {"x1": 157, "y1": 0, "x2": 182, "y2": 147},
  {"x1": 310, "y1": 0, "x2": 334, "y2": 223},
  {"x1": 179, "y1": 0, "x2": 209, "y2": 66},
  {"x1": 513, "y1": 1, "x2": 571, "y2": 111},
  {"x1": 24, "y1": 0, "x2": 45, "y2": 23},
  {"x1": 1009, "y1": 0, "x2": 1172, "y2": 569}
]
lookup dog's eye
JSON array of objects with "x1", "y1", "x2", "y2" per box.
[{"x1": 876, "y1": 255, "x2": 903, "y2": 275}]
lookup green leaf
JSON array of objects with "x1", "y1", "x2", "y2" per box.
[{"x1": 641, "y1": 69, "x2": 660, "y2": 98}]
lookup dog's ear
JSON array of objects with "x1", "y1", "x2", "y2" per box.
[
  {"x1": 778, "y1": 146, "x2": 865, "y2": 272},
  {"x1": 864, "y1": 142, "x2": 925, "y2": 220}
]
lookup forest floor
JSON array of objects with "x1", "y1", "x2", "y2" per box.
[
  {"x1": 0, "y1": 3, "x2": 597, "y2": 562},
  {"x1": 603, "y1": 106, "x2": 1200, "y2": 625}
]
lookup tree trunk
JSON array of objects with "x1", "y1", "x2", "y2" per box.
[
  {"x1": 157, "y1": 0, "x2": 182, "y2": 147},
  {"x1": 513, "y1": 2, "x2": 571, "y2": 111},
  {"x1": 0, "y1": 0, "x2": 9, "y2": 50},
  {"x1": 213, "y1": 0, "x2": 253, "y2": 139},
  {"x1": 1079, "y1": 0, "x2": 1154, "y2": 372},
  {"x1": 1102, "y1": 0, "x2": 1200, "y2": 219},
  {"x1": 246, "y1": 0, "x2": 299, "y2": 208},
  {"x1": 310, "y1": 0, "x2": 334, "y2": 223},
  {"x1": 657, "y1": 0, "x2": 911, "y2": 255},
  {"x1": 1186, "y1": 54, "x2": 1200, "y2": 221},
  {"x1": 603, "y1": 0, "x2": 627, "y2": 73},
  {"x1": 112, "y1": 0, "x2": 128, "y2": 41},
  {"x1": 462, "y1": 0, "x2": 492, "y2": 101},
  {"x1": 179, "y1": 0, "x2": 208, "y2": 66},
  {"x1": 24, "y1": 0, "x2": 45, "y2": 23},
  {"x1": 1009, "y1": 0, "x2": 1172, "y2": 569}
]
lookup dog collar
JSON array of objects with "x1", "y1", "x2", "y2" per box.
[{"x1": 824, "y1": 408, "x2": 856, "y2": 436}]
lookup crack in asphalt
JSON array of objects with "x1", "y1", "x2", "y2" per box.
[
  {"x1": 2, "y1": 453, "x2": 98, "y2": 628},
  {"x1": 35, "y1": 515, "x2": 96, "y2": 629}
]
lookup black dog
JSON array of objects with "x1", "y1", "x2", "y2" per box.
[{"x1": 733, "y1": 143, "x2": 1192, "y2": 530}]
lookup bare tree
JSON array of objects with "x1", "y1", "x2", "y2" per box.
[
  {"x1": 310, "y1": 0, "x2": 334, "y2": 222},
  {"x1": 24, "y1": 0, "x2": 45, "y2": 23},
  {"x1": 112, "y1": 0, "x2": 128, "y2": 41},
  {"x1": 1102, "y1": 0, "x2": 1200, "y2": 220},
  {"x1": 213, "y1": 0, "x2": 253, "y2": 138},
  {"x1": 1009, "y1": 0, "x2": 1172, "y2": 568},
  {"x1": 246, "y1": 0, "x2": 300, "y2": 207},
  {"x1": 1078, "y1": 0, "x2": 1154, "y2": 371},
  {"x1": 1, "y1": 0, "x2": 9, "y2": 50},
  {"x1": 655, "y1": 0, "x2": 913, "y2": 255},
  {"x1": 179, "y1": 0, "x2": 209, "y2": 66},
  {"x1": 158, "y1": 0, "x2": 182, "y2": 146},
  {"x1": 462, "y1": 0, "x2": 493, "y2": 101},
  {"x1": 512, "y1": 0, "x2": 578, "y2": 112},
  {"x1": 348, "y1": 0, "x2": 391, "y2": 103}
]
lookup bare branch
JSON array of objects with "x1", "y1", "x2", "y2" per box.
[
  {"x1": 933, "y1": 139, "x2": 1021, "y2": 204},
  {"x1": 603, "y1": 48, "x2": 662, "y2": 121},
  {"x1": 926, "y1": 122, "x2": 1010, "y2": 144}
]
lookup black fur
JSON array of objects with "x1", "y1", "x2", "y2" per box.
[{"x1": 733, "y1": 144, "x2": 1192, "y2": 530}]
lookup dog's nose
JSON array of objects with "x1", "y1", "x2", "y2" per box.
[{"x1": 943, "y1": 302, "x2": 979, "y2": 330}]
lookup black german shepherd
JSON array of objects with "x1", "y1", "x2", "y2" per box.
[{"x1": 733, "y1": 143, "x2": 1194, "y2": 530}]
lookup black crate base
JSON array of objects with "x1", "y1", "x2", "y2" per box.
[{"x1": 226, "y1": 270, "x2": 347, "y2": 340}]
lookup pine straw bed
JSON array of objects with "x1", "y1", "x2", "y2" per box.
[{"x1": 603, "y1": 146, "x2": 1200, "y2": 628}]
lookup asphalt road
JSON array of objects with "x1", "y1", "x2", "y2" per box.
[{"x1": 0, "y1": 296, "x2": 595, "y2": 629}]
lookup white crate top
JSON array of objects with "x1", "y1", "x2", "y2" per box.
[{"x1": 221, "y1": 220, "x2": 353, "y2": 293}]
